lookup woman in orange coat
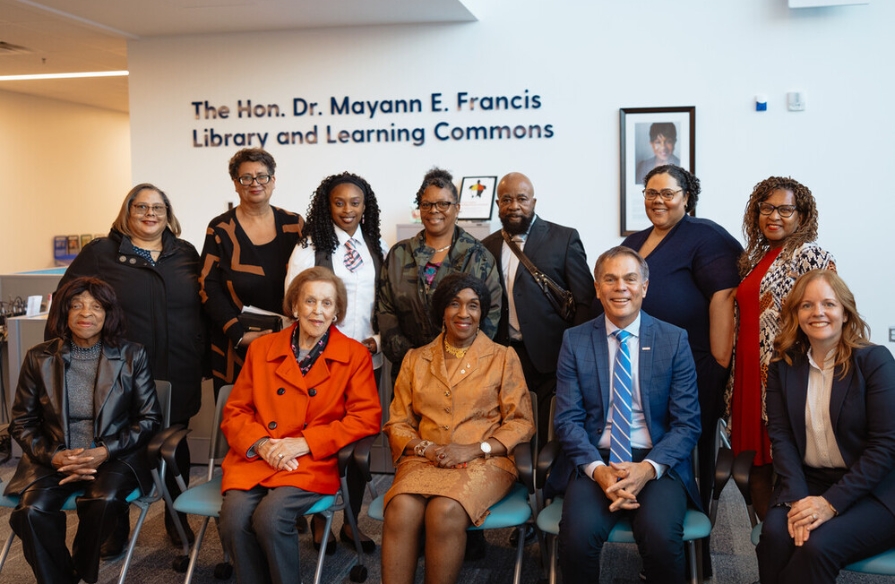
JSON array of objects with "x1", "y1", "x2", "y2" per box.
[{"x1": 218, "y1": 266, "x2": 382, "y2": 584}]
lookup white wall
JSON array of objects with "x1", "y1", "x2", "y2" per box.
[
  {"x1": 0, "y1": 89, "x2": 131, "y2": 273},
  {"x1": 127, "y1": 0, "x2": 895, "y2": 345}
]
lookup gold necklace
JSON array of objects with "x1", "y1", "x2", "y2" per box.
[{"x1": 443, "y1": 334, "x2": 474, "y2": 358}]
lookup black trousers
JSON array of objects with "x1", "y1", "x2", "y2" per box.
[
  {"x1": 9, "y1": 460, "x2": 139, "y2": 584},
  {"x1": 509, "y1": 340, "x2": 556, "y2": 448},
  {"x1": 757, "y1": 466, "x2": 895, "y2": 584}
]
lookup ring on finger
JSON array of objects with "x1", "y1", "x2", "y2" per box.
[
  {"x1": 812, "y1": 514, "x2": 818, "y2": 520},
  {"x1": 278, "y1": 454, "x2": 284, "y2": 458}
]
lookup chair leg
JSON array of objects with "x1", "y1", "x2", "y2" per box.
[
  {"x1": 512, "y1": 525, "x2": 525, "y2": 584},
  {"x1": 116, "y1": 503, "x2": 150, "y2": 584},
  {"x1": 0, "y1": 531, "x2": 16, "y2": 572},
  {"x1": 183, "y1": 517, "x2": 212, "y2": 584},
  {"x1": 686, "y1": 540, "x2": 700, "y2": 584},
  {"x1": 311, "y1": 511, "x2": 335, "y2": 584},
  {"x1": 548, "y1": 533, "x2": 558, "y2": 584}
]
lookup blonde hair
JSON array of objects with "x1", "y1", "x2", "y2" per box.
[
  {"x1": 112, "y1": 183, "x2": 182, "y2": 238},
  {"x1": 773, "y1": 270, "x2": 870, "y2": 378}
]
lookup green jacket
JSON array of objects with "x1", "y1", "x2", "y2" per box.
[{"x1": 378, "y1": 225, "x2": 502, "y2": 367}]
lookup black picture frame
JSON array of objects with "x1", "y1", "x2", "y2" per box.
[
  {"x1": 458, "y1": 176, "x2": 497, "y2": 221},
  {"x1": 619, "y1": 106, "x2": 695, "y2": 235}
]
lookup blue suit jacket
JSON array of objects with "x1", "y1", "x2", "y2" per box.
[
  {"x1": 766, "y1": 344, "x2": 895, "y2": 516},
  {"x1": 551, "y1": 312, "x2": 702, "y2": 506}
]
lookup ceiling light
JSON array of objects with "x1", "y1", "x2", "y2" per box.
[{"x1": 0, "y1": 70, "x2": 129, "y2": 81}]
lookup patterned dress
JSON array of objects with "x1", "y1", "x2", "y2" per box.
[
  {"x1": 731, "y1": 242, "x2": 836, "y2": 464},
  {"x1": 383, "y1": 333, "x2": 534, "y2": 525},
  {"x1": 199, "y1": 206, "x2": 303, "y2": 390}
]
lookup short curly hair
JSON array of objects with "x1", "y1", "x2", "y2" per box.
[
  {"x1": 300, "y1": 172, "x2": 383, "y2": 263},
  {"x1": 47, "y1": 276, "x2": 127, "y2": 347},
  {"x1": 228, "y1": 148, "x2": 276, "y2": 179},
  {"x1": 643, "y1": 164, "x2": 699, "y2": 214},
  {"x1": 414, "y1": 167, "x2": 458, "y2": 207},
  {"x1": 739, "y1": 176, "x2": 819, "y2": 277},
  {"x1": 430, "y1": 273, "x2": 491, "y2": 329}
]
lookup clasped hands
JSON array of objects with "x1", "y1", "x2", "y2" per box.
[
  {"x1": 787, "y1": 495, "x2": 835, "y2": 546},
  {"x1": 51, "y1": 446, "x2": 109, "y2": 485},
  {"x1": 594, "y1": 461, "x2": 656, "y2": 512},
  {"x1": 423, "y1": 442, "x2": 478, "y2": 469},
  {"x1": 258, "y1": 437, "x2": 310, "y2": 472}
]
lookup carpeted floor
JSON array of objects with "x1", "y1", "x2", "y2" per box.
[{"x1": 0, "y1": 458, "x2": 891, "y2": 583}]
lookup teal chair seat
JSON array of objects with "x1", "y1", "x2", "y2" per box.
[
  {"x1": 368, "y1": 482, "x2": 531, "y2": 530},
  {"x1": 173, "y1": 475, "x2": 335, "y2": 518},
  {"x1": 751, "y1": 523, "x2": 895, "y2": 575}
]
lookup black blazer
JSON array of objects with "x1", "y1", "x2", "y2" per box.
[
  {"x1": 5, "y1": 339, "x2": 163, "y2": 495},
  {"x1": 482, "y1": 217, "x2": 595, "y2": 373},
  {"x1": 766, "y1": 344, "x2": 895, "y2": 517}
]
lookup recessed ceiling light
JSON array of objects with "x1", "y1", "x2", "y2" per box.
[{"x1": 0, "y1": 71, "x2": 129, "y2": 81}]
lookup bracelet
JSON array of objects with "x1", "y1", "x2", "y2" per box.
[
  {"x1": 414, "y1": 440, "x2": 433, "y2": 457},
  {"x1": 235, "y1": 336, "x2": 244, "y2": 349},
  {"x1": 828, "y1": 501, "x2": 838, "y2": 516}
]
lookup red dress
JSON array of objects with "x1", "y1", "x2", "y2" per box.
[{"x1": 731, "y1": 247, "x2": 782, "y2": 466}]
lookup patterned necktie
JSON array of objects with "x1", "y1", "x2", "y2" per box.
[
  {"x1": 343, "y1": 239, "x2": 363, "y2": 272},
  {"x1": 507, "y1": 235, "x2": 525, "y2": 333},
  {"x1": 609, "y1": 329, "x2": 633, "y2": 464}
]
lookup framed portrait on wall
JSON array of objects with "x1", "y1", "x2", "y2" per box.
[
  {"x1": 619, "y1": 106, "x2": 695, "y2": 235},
  {"x1": 458, "y1": 176, "x2": 497, "y2": 221}
]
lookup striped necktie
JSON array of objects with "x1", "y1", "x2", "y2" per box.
[
  {"x1": 343, "y1": 239, "x2": 363, "y2": 272},
  {"x1": 609, "y1": 329, "x2": 633, "y2": 464}
]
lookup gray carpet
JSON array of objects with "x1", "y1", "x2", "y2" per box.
[{"x1": 0, "y1": 459, "x2": 891, "y2": 583}]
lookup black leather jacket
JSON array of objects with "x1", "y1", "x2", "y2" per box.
[{"x1": 5, "y1": 338, "x2": 162, "y2": 495}]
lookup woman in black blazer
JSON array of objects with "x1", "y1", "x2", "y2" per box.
[{"x1": 757, "y1": 269, "x2": 895, "y2": 584}]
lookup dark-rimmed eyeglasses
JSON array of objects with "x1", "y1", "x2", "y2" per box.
[
  {"x1": 419, "y1": 201, "x2": 456, "y2": 212},
  {"x1": 758, "y1": 203, "x2": 797, "y2": 218},
  {"x1": 237, "y1": 174, "x2": 272, "y2": 186},
  {"x1": 131, "y1": 204, "x2": 167, "y2": 216},
  {"x1": 643, "y1": 189, "x2": 682, "y2": 201}
]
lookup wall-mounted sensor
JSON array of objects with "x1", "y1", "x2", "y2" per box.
[
  {"x1": 755, "y1": 95, "x2": 768, "y2": 112},
  {"x1": 787, "y1": 91, "x2": 806, "y2": 111}
]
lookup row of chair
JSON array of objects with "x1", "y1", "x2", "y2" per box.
[{"x1": 4, "y1": 383, "x2": 895, "y2": 583}]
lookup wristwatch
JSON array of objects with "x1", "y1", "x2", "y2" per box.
[
  {"x1": 480, "y1": 441, "x2": 492, "y2": 459},
  {"x1": 414, "y1": 440, "x2": 433, "y2": 458}
]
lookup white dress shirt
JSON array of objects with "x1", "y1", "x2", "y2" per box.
[
  {"x1": 284, "y1": 226, "x2": 386, "y2": 369},
  {"x1": 500, "y1": 215, "x2": 537, "y2": 341},
  {"x1": 585, "y1": 314, "x2": 667, "y2": 481}
]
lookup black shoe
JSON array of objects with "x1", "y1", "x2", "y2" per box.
[
  {"x1": 310, "y1": 517, "x2": 337, "y2": 556},
  {"x1": 508, "y1": 524, "x2": 536, "y2": 547},
  {"x1": 340, "y1": 524, "x2": 376, "y2": 553},
  {"x1": 464, "y1": 530, "x2": 487, "y2": 562},
  {"x1": 100, "y1": 513, "x2": 130, "y2": 561},
  {"x1": 165, "y1": 509, "x2": 195, "y2": 547}
]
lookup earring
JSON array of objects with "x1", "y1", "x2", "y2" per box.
[{"x1": 293, "y1": 313, "x2": 299, "y2": 319}]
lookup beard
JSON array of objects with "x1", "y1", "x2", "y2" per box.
[{"x1": 500, "y1": 212, "x2": 534, "y2": 236}]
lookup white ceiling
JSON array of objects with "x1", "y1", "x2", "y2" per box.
[{"x1": 0, "y1": 0, "x2": 477, "y2": 112}]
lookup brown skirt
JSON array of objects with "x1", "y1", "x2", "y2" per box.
[{"x1": 383, "y1": 456, "x2": 516, "y2": 526}]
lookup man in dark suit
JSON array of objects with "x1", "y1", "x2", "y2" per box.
[
  {"x1": 482, "y1": 172, "x2": 595, "y2": 445},
  {"x1": 553, "y1": 246, "x2": 701, "y2": 583}
]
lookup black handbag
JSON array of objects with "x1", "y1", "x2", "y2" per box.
[
  {"x1": 502, "y1": 231, "x2": 576, "y2": 323},
  {"x1": 238, "y1": 312, "x2": 284, "y2": 333}
]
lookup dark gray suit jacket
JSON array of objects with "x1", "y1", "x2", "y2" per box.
[{"x1": 482, "y1": 217, "x2": 595, "y2": 373}]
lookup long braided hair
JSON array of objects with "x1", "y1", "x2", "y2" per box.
[
  {"x1": 300, "y1": 172, "x2": 383, "y2": 266},
  {"x1": 738, "y1": 176, "x2": 819, "y2": 278}
]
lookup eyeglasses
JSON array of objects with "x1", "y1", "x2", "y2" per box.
[
  {"x1": 419, "y1": 201, "x2": 456, "y2": 212},
  {"x1": 131, "y1": 204, "x2": 167, "y2": 216},
  {"x1": 758, "y1": 203, "x2": 797, "y2": 218},
  {"x1": 237, "y1": 174, "x2": 272, "y2": 186},
  {"x1": 643, "y1": 189, "x2": 682, "y2": 201}
]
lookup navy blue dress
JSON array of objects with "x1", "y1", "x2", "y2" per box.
[{"x1": 620, "y1": 214, "x2": 742, "y2": 503}]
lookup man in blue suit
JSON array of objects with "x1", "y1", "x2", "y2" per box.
[{"x1": 553, "y1": 246, "x2": 701, "y2": 583}]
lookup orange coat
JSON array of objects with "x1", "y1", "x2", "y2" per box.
[{"x1": 220, "y1": 324, "x2": 382, "y2": 495}]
